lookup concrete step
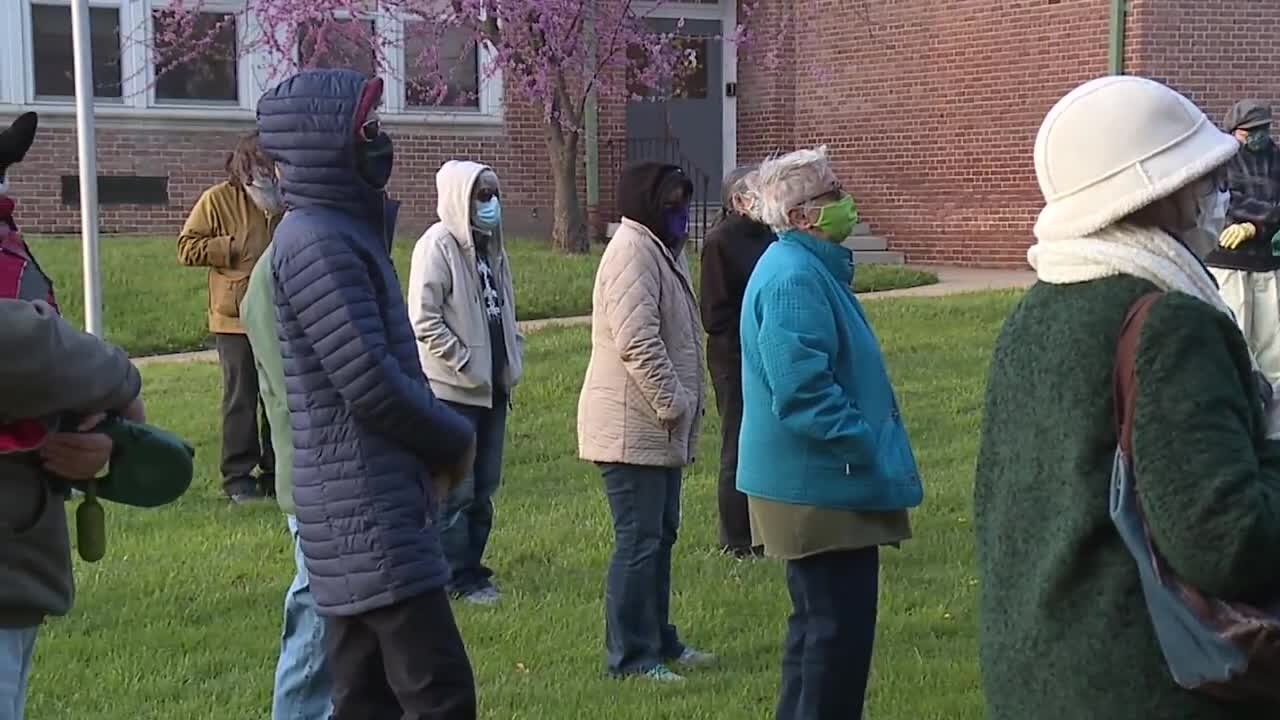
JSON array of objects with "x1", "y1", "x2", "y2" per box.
[
  {"x1": 853, "y1": 250, "x2": 905, "y2": 265},
  {"x1": 851, "y1": 221, "x2": 872, "y2": 236},
  {"x1": 843, "y1": 235, "x2": 888, "y2": 252}
]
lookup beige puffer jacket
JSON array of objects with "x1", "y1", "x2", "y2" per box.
[{"x1": 577, "y1": 218, "x2": 705, "y2": 467}]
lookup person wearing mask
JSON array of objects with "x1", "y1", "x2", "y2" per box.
[
  {"x1": 577, "y1": 162, "x2": 715, "y2": 683},
  {"x1": 242, "y1": 243, "x2": 333, "y2": 718},
  {"x1": 257, "y1": 69, "x2": 478, "y2": 719},
  {"x1": 976, "y1": 76, "x2": 1280, "y2": 720},
  {"x1": 178, "y1": 132, "x2": 284, "y2": 503},
  {"x1": 1206, "y1": 100, "x2": 1280, "y2": 385},
  {"x1": 0, "y1": 300, "x2": 145, "y2": 720},
  {"x1": 739, "y1": 146, "x2": 922, "y2": 720},
  {"x1": 699, "y1": 165, "x2": 774, "y2": 558},
  {"x1": 409, "y1": 161, "x2": 524, "y2": 606}
]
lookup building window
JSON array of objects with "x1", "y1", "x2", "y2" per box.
[
  {"x1": 30, "y1": 3, "x2": 124, "y2": 100},
  {"x1": 152, "y1": 9, "x2": 239, "y2": 104},
  {"x1": 299, "y1": 19, "x2": 377, "y2": 77},
  {"x1": 404, "y1": 24, "x2": 479, "y2": 109}
]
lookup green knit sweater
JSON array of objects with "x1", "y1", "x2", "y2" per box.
[{"x1": 975, "y1": 275, "x2": 1280, "y2": 720}]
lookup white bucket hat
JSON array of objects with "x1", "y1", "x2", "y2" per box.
[{"x1": 1033, "y1": 76, "x2": 1238, "y2": 242}]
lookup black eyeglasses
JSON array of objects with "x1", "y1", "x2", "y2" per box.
[
  {"x1": 800, "y1": 181, "x2": 844, "y2": 206},
  {"x1": 475, "y1": 188, "x2": 500, "y2": 203}
]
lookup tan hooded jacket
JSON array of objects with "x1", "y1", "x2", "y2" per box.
[{"x1": 577, "y1": 218, "x2": 705, "y2": 467}]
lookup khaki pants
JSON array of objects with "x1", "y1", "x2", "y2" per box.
[{"x1": 1210, "y1": 267, "x2": 1280, "y2": 385}]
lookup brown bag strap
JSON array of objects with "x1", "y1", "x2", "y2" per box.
[{"x1": 1113, "y1": 292, "x2": 1164, "y2": 455}]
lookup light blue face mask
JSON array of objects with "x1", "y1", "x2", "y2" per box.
[{"x1": 474, "y1": 197, "x2": 501, "y2": 230}]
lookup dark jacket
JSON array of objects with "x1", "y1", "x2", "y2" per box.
[
  {"x1": 1205, "y1": 139, "x2": 1280, "y2": 272},
  {"x1": 700, "y1": 212, "x2": 774, "y2": 368},
  {"x1": 0, "y1": 300, "x2": 141, "y2": 628},
  {"x1": 258, "y1": 69, "x2": 473, "y2": 616},
  {"x1": 975, "y1": 275, "x2": 1280, "y2": 719},
  {"x1": 616, "y1": 162, "x2": 693, "y2": 249}
]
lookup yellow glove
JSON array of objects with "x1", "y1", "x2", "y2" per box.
[{"x1": 1219, "y1": 223, "x2": 1257, "y2": 249}]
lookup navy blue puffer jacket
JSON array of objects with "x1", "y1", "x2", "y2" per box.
[{"x1": 257, "y1": 69, "x2": 472, "y2": 616}]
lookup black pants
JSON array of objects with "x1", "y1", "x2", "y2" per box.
[
  {"x1": 215, "y1": 333, "x2": 274, "y2": 495},
  {"x1": 777, "y1": 547, "x2": 880, "y2": 720},
  {"x1": 709, "y1": 347, "x2": 753, "y2": 551},
  {"x1": 325, "y1": 589, "x2": 477, "y2": 720}
]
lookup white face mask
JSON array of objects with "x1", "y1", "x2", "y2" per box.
[
  {"x1": 245, "y1": 175, "x2": 284, "y2": 214},
  {"x1": 0, "y1": 177, "x2": 10, "y2": 197},
  {"x1": 1185, "y1": 187, "x2": 1229, "y2": 259}
]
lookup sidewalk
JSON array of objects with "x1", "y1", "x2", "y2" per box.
[
  {"x1": 133, "y1": 266, "x2": 1035, "y2": 367},
  {"x1": 860, "y1": 266, "x2": 1035, "y2": 301}
]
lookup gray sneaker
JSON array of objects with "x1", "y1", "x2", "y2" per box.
[
  {"x1": 460, "y1": 586, "x2": 501, "y2": 606},
  {"x1": 672, "y1": 647, "x2": 718, "y2": 668}
]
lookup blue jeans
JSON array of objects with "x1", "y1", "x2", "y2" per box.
[
  {"x1": 272, "y1": 515, "x2": 333, "y2": 720},
  {"x1": 777, "y1": 546, "x2": 880, "y2": 720},
  {"x1": 441, "y1": 397, "x2": 507, "y2": 595},
  {"x1": 600, "y1": 463, "x2": 685, "y2": 675},
  {"x1": 0, "y1": 627, "x2": 36, "y2": 720}
]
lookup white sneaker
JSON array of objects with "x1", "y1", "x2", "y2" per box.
[{"x1": 673, "y1": 647, "x2": 718, "y2": 668}]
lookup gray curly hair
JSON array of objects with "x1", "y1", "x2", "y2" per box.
[
  {"x1": 720, "y1": 164, "x2": 763, "y2": 221},
  {"x1": 755, "y1": 145, "x2": 837, "y2": 230}
]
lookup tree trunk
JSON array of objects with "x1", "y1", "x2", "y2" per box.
[{"x1": 547, "y1": 129, "x2": 588, "y2": 254}]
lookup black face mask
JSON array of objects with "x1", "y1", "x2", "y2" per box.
[{"x1": 356, "y1": 132, "x2": 394, "y2": 190}]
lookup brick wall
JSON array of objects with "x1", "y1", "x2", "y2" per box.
[
  {"x1": 1125, "y1": 0, "x2": 1280, "y2": 132},
  {"x1": 741, "y1": 0, "x2": 1112, "y2": 268},
  {"x1": 736, "y1": 0, "x2": 796, "y2": 165}
]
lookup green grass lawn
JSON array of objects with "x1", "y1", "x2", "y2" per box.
[
  {"x1": 26, "y1": 290, "x2": 1016, "y2": 720},
  {"x1": 28, "y1": 235, "x2": 937, "y2": 356}
]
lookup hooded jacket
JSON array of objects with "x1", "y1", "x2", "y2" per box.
[
  {"x1": 615, "y1": 162, "x2": 694, "y2": 249},
  {"x1": 0, "y1": 300, "x2": 141, "y2": 628},
  {"x1": 408, "y1": 160, "x2": 524, "y2": 408},
  {"x1": 577, "y1": 164, "x2": 705, "y2": 467},
  {"x1": 257, "y1": 69, "x2": 473, "y2": 616}
]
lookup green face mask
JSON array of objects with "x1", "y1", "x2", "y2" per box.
[{"x1": 813, "y1": 195, "x2": 858, "y2": 242}]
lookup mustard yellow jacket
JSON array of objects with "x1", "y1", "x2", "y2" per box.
[{"x1": 177, "y1": 181, "x2": 280, "y2": 334}]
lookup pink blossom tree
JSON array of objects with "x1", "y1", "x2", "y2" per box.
[{"x1": 151, "y1": 0, "x2": 759, "y2": 253}]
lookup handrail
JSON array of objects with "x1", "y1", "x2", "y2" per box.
[{"x1": 606, "y1": 136, "x2": 715, "y2": 246}]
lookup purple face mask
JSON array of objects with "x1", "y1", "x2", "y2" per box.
[{"x1": 663, "y1": 206, "x2": 690, "y2": 241}]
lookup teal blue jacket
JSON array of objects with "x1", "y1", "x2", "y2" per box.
[{"x1": 737, "y1": 230, "x2": 923, "y2": 511}]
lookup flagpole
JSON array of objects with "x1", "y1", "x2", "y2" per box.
[{"x1": 70, "y1": 0, "x2": 102, "y2": 336}]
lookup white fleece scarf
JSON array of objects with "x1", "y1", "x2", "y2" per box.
[
  {"x1": 1028, "y1": 222, "x2": 1280, "y2": 437},
  {"x1": 1026, "y1": 222, "x2": 1232, "y2": 318}
]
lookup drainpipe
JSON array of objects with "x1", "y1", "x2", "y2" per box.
[
  {"x1": 584, "y1": 9, "x2": 600, "y2": 240},
  {"x1": 1108, "y1": 0, "x2": 1128, "y2": 75}
]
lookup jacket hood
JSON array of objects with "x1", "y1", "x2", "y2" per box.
[
  {"x1": 435, "y1": 160, "x2": 494, "y2": 250},
  {"x1": 617, "y1": 162, "x2": 693, "y2": 244},
  {"x1": 256, "y1": 69, "x2": 385, "y2": 215}
]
